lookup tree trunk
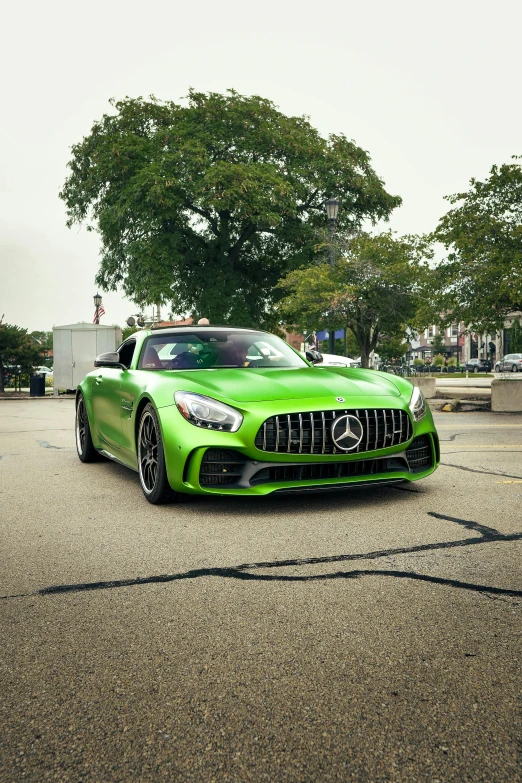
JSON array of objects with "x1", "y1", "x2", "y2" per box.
[{"x1": 358, "y1": 332, "x2": 372, "y2": 369}]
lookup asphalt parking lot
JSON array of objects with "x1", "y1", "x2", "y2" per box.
[{"x1": 0, "y1": 399, "x2": 521, "y2": 783}]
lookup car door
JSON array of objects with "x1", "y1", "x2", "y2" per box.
[
  {"x1": 90, "y1": 340, "x2": 137, "y2": 451},
  {"x1": 91, "y1": 365, "x2": 124, "y2": 450},
  {"x1": 117, "y1": 340, "x2": 142, "y2": 453}
]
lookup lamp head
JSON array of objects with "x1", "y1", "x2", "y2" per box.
[{"x1": 325, "y1": 198, "x2": 340, "y2": 221}]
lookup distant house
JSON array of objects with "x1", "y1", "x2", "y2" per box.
[{"x1": 408, "y1": 314, "x2": 522, "y2": 363}]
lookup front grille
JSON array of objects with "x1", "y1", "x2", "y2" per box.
[
  {"x1": 255, "y1": 409, "x2": 411, "y2": 455},
  {"x1": 250, "y1": 456, "x2": 408, "y2": 486},
  {"x1": 405, "y1": 435, "x2": 432, "y2": 470},
  {"x1": 200, "y1": 449, "x2": 247, "y2": 486}
]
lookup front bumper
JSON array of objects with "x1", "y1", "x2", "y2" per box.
[{"x1": 158, "y1": 395, "x2": 440, "y2": 496}]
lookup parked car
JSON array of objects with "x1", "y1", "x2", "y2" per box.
[
  {"x1": 316, "y1": 353, "x2": 359, "y2": 368},
  {"x1": 303, "y1": 351, "x2": 358, "y2": 367},
  {"x1": 461, "y1": 358, "x2": 492, "y2": 373},
  {"x1": 495, "y1": 354, "x2": 522, "y2": 372},
  {"x1": 76, "y1": 325, "x2": 439, "y2": 503}
]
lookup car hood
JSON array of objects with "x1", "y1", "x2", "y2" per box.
[{"x1": 164, "y1": 367, "x2": 403, "y2": 403}]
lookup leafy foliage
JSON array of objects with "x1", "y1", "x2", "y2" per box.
[
  {"x1": 507, "y1": 317, "x2": 522, "y2": 352},
  {"x1": 60, "y1": 90, "x2": 400, "y2": 328},
  {"x1": 277, "y1": 232, "x2": 431, "y2": 367},
  {"x1": 431, "y1": 158, "x2": 522, "y2": 332},
  {"x1": 0, "y1": 318, "x2": 43, "y2": 392},
  {"x1": 122, "y1": 325, "x2": 140, "y2": 342},
  {"x1": 430, "y1": 332, "x2": 446, "y2": 355},
  {"x1": 30, "y1": 331, "x2": 53, "y2": 366},
  {"x1": 377, "y1": 335, "x2": 408, "y2": 362}
]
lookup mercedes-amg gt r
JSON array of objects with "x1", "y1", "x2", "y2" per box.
[{"x1": 75, "y1": 326, "x2": 439, "y2": 503}]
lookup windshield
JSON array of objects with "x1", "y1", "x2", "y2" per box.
[{"x1": 138, "y1": 330, "x2": 308, "y2": 371}]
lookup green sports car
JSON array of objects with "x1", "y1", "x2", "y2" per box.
[{"x1": 75, "y1": 325, "x2": 439, "y2": 503}]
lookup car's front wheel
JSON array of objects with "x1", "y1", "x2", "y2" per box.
[
  {"x1": 76, "y1": 394, "x2": 101, "y2": 463},
  {"x1": 137, "y1": 403, "x2": 180, "y2": 504},
  {"x1": 474, "y1": 367, "x2": 479, "y2": 373},
  {"x1": 512, "y1": 365, "x2": 518, "y2": 373}
]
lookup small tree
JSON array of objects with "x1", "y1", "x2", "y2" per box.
[
  {"x1": 0, "y1": 318, "x2": 42, "y2": 393},
  {"x1": 431, "y1": 333, "x2": 446, "y2": 355},
  {"x1": 508, "y1": 318, "x2": 522, "y2": 352},
  {"x1": 122, "y1": 325, "x2": 140, "y2": 342},
  {"x1": 377, "y1": 335, "x2": 407, "y2": 363},
  {"x1": 29, "y1": 331, "x2": 53, "y2": 366},
  {"x1": 277, "y1": 232, "x2": 431, "y2": 368}
]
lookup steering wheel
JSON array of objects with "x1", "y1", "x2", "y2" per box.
[{"x1": 168, "y1": 351, "x2": 204, "y2": 370}]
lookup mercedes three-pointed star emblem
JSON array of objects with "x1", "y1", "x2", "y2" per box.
[{"x1": 331, "y1": 414, "x2": 364, "y2": 451}]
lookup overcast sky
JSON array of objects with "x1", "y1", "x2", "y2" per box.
[{"x1": 1, "y1": 0, "x2": 520, "y2": 333}]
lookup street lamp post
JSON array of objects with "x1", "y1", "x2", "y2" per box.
[
  {"x1": 93, "y1": 292, "x2": 102, "y2": 325},
  {"x1": 325, "y1": 198, "x2": 340, "y2": 354}
]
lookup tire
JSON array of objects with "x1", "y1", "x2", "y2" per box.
[
  {"x1": 512, "y1": 365, "x2": 518, "y2": 373},
  {"x1": 76, "y1": 394, "x2": 102, "y2": 463},
  {"x1": 474, "y1": 367, "x2": 479, "y2": 373},
  {"x1": 137, "y1": 403, "x2": 180, "y2": 504}
]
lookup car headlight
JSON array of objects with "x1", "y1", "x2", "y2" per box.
[
  {"x1": 409, "y1": 386, "x2": 426, "y2": 422},
  {"x1": 174, "y1": 392, "x2": 243, "y2": 432}
]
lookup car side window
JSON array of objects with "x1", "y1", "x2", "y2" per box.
[{"x1": 118, "y1": 340, "x2": 136, "y2": 369}]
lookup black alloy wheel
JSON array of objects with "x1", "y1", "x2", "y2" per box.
[
  {"x1": 75, "y1": 394, "x2": 101, "y2": 462},
  {"x1": 137, "y1": 403, "x2": 180, "y2": 504}
]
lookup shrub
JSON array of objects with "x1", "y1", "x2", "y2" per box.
[
  {"x1": 413, "y1": 358, "x2": 424, "y2": 367},
  {"x1": 447, "y1": 357, "x2": 457, "y2": 367},
  {"x1": 432, "y1": 354, "x2": 445, "y2": 367}
]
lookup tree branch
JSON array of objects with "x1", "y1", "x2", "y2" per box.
[{"x1": 228, "y1": 223, "x2": 258, "y2": 268}]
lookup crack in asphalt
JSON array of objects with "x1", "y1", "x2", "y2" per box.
[
  {"x1": 1, "y1": 513, "x2": 520, "y2": 602},
  {"x1": 440, "y1": 462, "x2": 522, "y2": 480}
]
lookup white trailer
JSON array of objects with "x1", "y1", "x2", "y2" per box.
[{"x1": 53, "y1": 322, "x2": 122, "y2": 394}]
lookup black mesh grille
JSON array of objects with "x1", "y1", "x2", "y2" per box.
[
  {"x1": 405, "y1": 435, "x2": 433, "y2": 470},
  {"x1": 255, "y1": 409, "x2": 411, "y2": 455},
  {"x1": 199, "y1": 449, "x2": 247, "y2": 486},
  {"x1": 250, "y1": 457, "x2": 408, "y2": 486}
]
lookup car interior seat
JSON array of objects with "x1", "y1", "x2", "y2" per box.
[{"x1": 142, "y1": 345, "x2": 163, "y2": 369}]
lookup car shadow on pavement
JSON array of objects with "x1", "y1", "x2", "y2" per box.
[{"x1": 2, "y1": 512, "x2": 520, "y2": 602}]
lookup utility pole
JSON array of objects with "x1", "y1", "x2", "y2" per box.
[{"x1": 325, "y1": 199, "x2": 340, "y2": 354}]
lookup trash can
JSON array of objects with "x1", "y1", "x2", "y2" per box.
[{"x1": 30, "y1": 373, "x2": 46, "y2": 397}]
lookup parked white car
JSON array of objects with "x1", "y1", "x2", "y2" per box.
[
  {"x1": 317, "y1": 353, "x2": 359, "y2": 367},
  {"x1": 302, "y1": 351, "x2": 358, "y2": 367}
]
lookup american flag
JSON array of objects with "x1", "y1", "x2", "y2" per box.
[{"x1": 93, "y1": 305, "x2": 106, "y2": 324}]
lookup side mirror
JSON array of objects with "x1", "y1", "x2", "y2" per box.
[
  {"x1": 306, "y1": 349, "x2": 323, "y2": 364},
  {"x1": 94, "y1": 352, "x2": 123, "y2": 368}
]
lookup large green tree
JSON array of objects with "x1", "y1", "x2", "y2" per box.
[
  {"x1": 277, "y1": 232, "x2": 430, "y2": 368},
  {"x1": 60, "y1": 90, "x2": 400, "y2": 328},
  {"x1": 430, "y1": 157, "x2": 522, "y2": 333},
  {"x1": 0, "y1": 319, "x2": 43, "y2": 392}
]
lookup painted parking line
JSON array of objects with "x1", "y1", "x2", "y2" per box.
[{"x1": 495, "y1": 480, "x2": 522, "y2": 484}]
